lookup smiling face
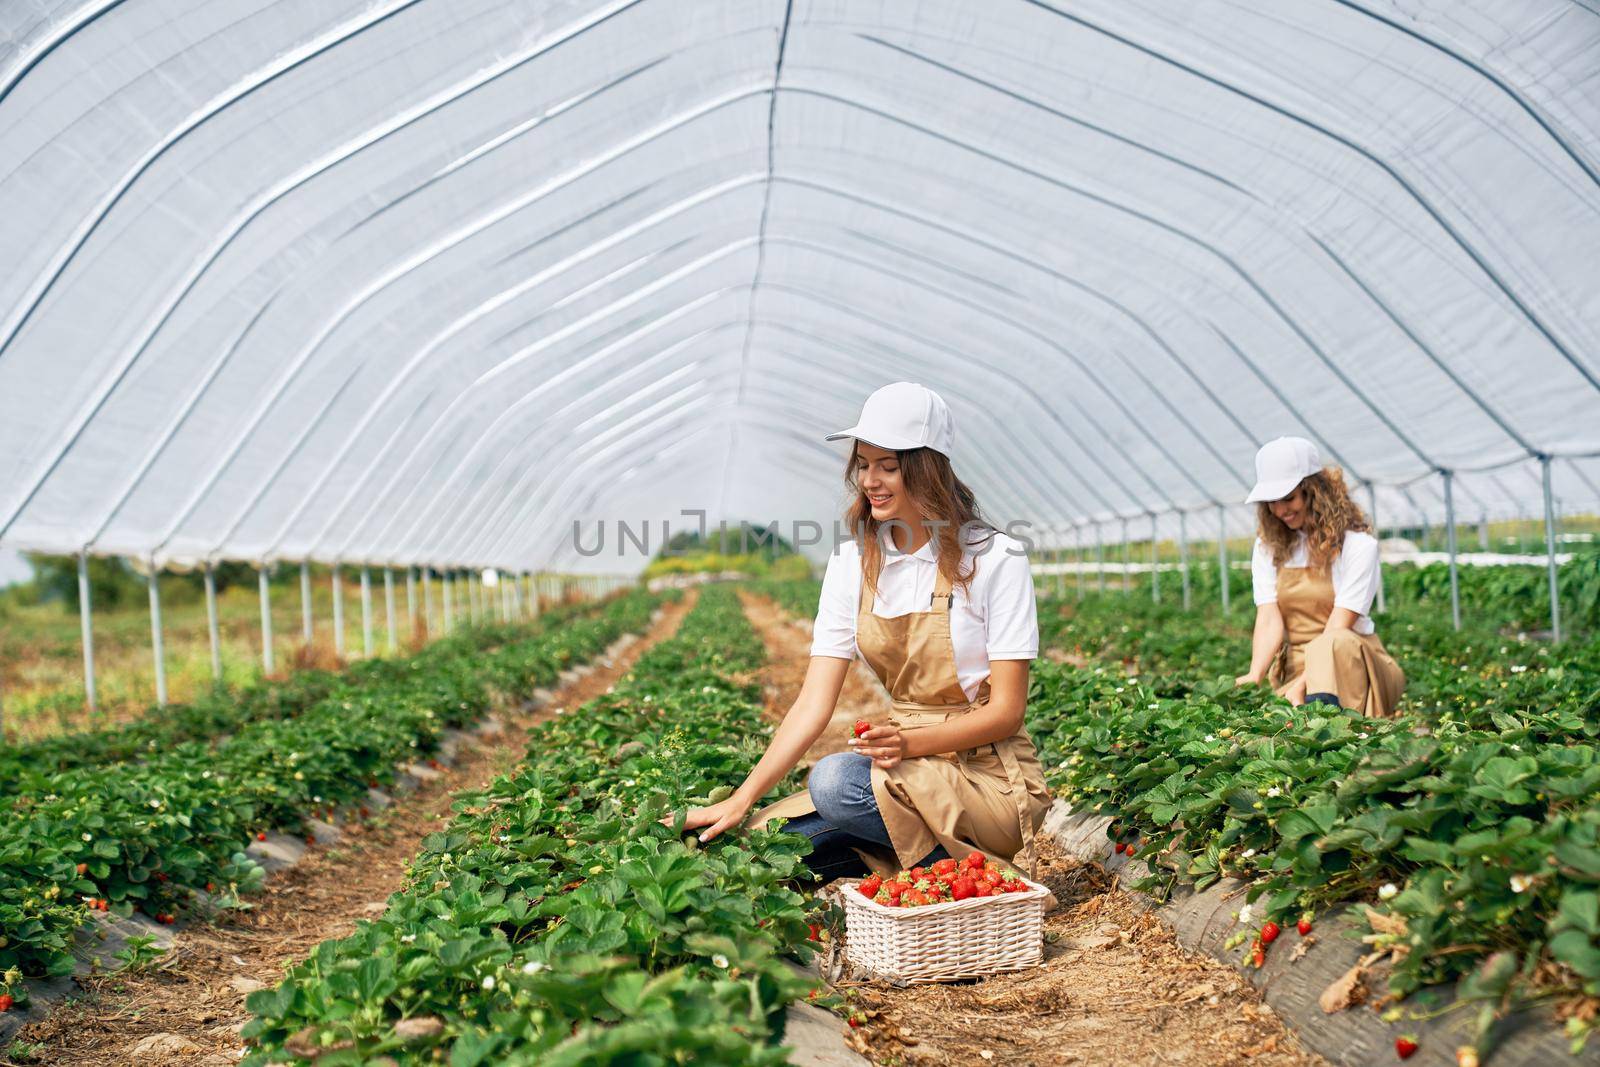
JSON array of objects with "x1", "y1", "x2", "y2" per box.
[
  {"x1": 1268, "y1": 484, "x2": 1308, "y2": 531},
  {"x1": 853, "y1": 442, "x2": 913, "y2": 526}
]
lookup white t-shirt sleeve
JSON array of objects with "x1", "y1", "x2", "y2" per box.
[
  {"x1": 981, "y1": 537, "x2": 1038, "y2": 660},
  {"x1": 809, "y1": 543, "x2": 859, "y2": 659},
  {"x1": 1251, "y1": 537, "x2": 1278, "y2": 605},
  {"x1": 1334, "y1": 531, "x2": 1381, "y2": 617}
]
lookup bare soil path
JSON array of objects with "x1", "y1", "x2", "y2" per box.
[
  {"x1": 7, "y1": 593, "x2": 696, "y2": 1067},
  {"x1": 739, "y1": 590, "x2": 1327, "y2": 1067}
]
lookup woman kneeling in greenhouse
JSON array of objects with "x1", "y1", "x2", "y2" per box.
[
  {"x1": 675, "y1": 382, "x2": 1052, "y2": 884},
  {"x1": 1235, "y1": 436, "x2": 1405, "y2": 716}
]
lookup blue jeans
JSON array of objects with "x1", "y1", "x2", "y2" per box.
[{"x1": 780, "y1": 752, "x2": 949, "y2": 883}]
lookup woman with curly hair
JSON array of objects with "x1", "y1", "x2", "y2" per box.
[{"x1": 1234, "y1": 437, "x2": 1405, "y2": 716}]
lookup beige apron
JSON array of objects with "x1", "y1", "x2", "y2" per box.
[
  {"x1": 748, "y1": 559, "x2": 1052, "y2": 879},
  {"x1": 1268, "y1": 565, "x2": 1405, "y2": 718}
]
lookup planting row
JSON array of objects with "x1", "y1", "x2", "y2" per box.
[
  {"x1": 243, "y1": 584, "x2": 822, "y2": 1066},
  {"x1": 0, "y1": 589, "x2": 663, "y2": 994},
  {"x1": 0, "y1": 599, "x2": 604, "y2": 794},
  {"x1": 1026, "y1": 590, "x2": 1600, "y2": 1057}
]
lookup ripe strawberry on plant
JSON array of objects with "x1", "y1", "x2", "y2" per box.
[
  {"x1": 0, "y1": 994, "x2": 12, "y2": 1012},
  {"x1": 1260, "y1": 921, "x2": 1280, "y2": 945},
  {"x1": 1395, "y1": 1036, "x2": 1418, "y2": 1059}
]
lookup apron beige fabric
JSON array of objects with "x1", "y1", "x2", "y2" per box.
[
  {"x1": 1267, "y1": 564, "x2": 1406, "y2": 718},
  {"x1": 748, "y1": 557, "x2": 1052, "y2": 879}
]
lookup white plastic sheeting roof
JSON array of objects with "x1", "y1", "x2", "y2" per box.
[{"x1": 1, "y1": 0, "x2": 1597, "y2": 574}]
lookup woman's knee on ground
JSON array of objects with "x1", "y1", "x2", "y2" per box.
[
  {"x1": 1306, "y1": 628, "x2": 1363, "y2": 658},
  {"x1": 807, "y1": 752, "x2": 874, "y2": 823}
]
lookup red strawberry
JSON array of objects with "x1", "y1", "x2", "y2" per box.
[
  {"x1": 1297, "y1": 918, "x2": 1313, "y2": 936},
  {"x1": 1251, "y1": 944, "x2": 1265, "y2": 968},
  {"x1": 75, "y1": 863, "x2": 88, "y2": 876},
  {"x1": 0, "y1": 994, "x2": 12, "y2": 1012},
  {"x1": 1260, "y1": 921, "x2": 1280, "y2": 945},
  {"x1": 1395, "y1": 1037, "x2": 1418, "y2": 1059},
  {"x1": 847, "y1": 1017, "x2": 861, "y2": 1029},
  {"x1": 908, "y1": 866, "x2": 927, "y2": 882},
  {"x1": 903, "y1": 889, "x2": 929, "y2": 907},
  {"x1": 964, "y1": 851, "x2": 986, "y2": 870},
  {"x1": 1113, "y1": 842, "x2": 1126, "y2": 854},
  {"x1": 932, "y1": 858, "x2": 958, "y2": 876},
  {"x1": 256, "y1": 832, "x2": 267, "y2": 842},
  {"x1": 975, "y1": 883, "x2": 995, "y2": 897},
  {"x1": 155, "y1": 872, "x2": 168, "y2": 883},
  {"x1": 951, "y1": 876, "x2": 977, "y2": 900},
  {"x1": 854, "y1": 720, "x2": 871, "y2": 738},
  {"x1": 206, "y1": 883, "x2": 216, "y2": 893},
  {"x1": 808, "y1": 923, "x2": 821, "y2": 942},
  {"x1": 859, "y1": 874, "x2": 882, "y2": 897}
]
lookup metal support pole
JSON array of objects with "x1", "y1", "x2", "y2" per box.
[
  {"x1": 1149, "y1": 513, "x2": 1160, "y2": 603},
  {"x1": 332, "y1": 565, "x2": 345, "y2": 657},
  {"x1": 259, "y1": 564, "x2": 274, "y2": 674},
  {"x1": 204, "y1": 563, "x2": 222, "y2": 681},
  {"x1": 300, "y1": 560, "x2": 313, "y2": 643},
  {"x1": 360, "y1": 566, "x2": 373, "y2": 657},
  {"x1": 384, "y1": 567, "x2": 397, "y2": 652},
  {"x1": 1218, "y1": 505, "x2": 1230, "y2": 615},
  {"x1": 78, "y1": 552, "x2": 97, "y2": 715},
  {"x1": 1442, "y1": 470, "x2": 1461, "y2": 631},
  {"x1": 423, "y1": 568, "x2": 435, "y2": 637},
  {"x1": 148, "y1": 561, "x2": 167, "y2": 706},
  {"x1": 443, "y1": 571, "x2": 455, "y2": 632},
  {"x1": 1367, "y1": 483, "x2": 1386, "y2": 614},
  {"x1": 510, "y1": 571, "x2": 522, "y2": 619},
  {"x1": 1542, "y1": 456, "x2": 1562, "y2": 642},
  {"x1": 1120, "y1": 519, "x2": 1130, "y2": 594},
  {"x1": 1478, "y1": 514, "x2": 1490, "y2": 552},
  {"x1": 1074, "y1": 526, "x2": 1084, "y2": 600},
  {"x1": 405, "y1": 567, "x2": 416, "y2": 635},
  {"x1": 1095, "y1": 524, "x2": 1106, "y2": 594},
  {"x1": 525, "y1": 572, "x2": 537, "y2": 619},
  {"x1": 1179, "y1": 511, "x2": 1191, "y2": 610}
]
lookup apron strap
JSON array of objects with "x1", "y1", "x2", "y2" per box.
[{"x1": 930, "y1": 559, "x2": 954, "y2": 610}]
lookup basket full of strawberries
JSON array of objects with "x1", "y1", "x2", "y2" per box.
[{"x1": 837, "y1": 851, "x2": 1050, "y2": 983}]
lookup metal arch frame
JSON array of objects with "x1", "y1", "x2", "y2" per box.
[
  {"x1": 0, "y1": 75, "x2": 1510, "y2": 559},
  {"x1": 6, "y1": 6, "x2": 1593, "y2": 559},
  {"x1": 503, "y1": 407, "x2": 852, "y2": 571},
  {"x1": 271, "y1": 166, "x2": 1238, "y2": 556},
  {"x1": 152, "y1": 56, "x2": 1523, "y2": 561},
  {"x1": 386, "y1": 328, "x2": 742, "y2": 564},
  {"x1": 1329, "y1": 0, "x2": 1600, "y2": 194},
  {"x1": 425, "y1": 321, "x2": 1057, "y2": 568},
  {"x1": 1026, "y1": 0, "x2": 1600, "y2": 399},
  {"x1": 436, "y1": 330, "x2": 1064, "y2": 569},
  {"x1": 251, "y1": 199, "x2": 762, "y2": 561},
  {"x1": 134, "y1": 83, "x2": 776, "y2": 564}
]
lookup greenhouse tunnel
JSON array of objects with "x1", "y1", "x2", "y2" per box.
[{"x1": 0, "y1": 0, "x2": 1596, "y2": 588}]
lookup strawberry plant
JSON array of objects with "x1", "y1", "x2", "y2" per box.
[
  {"x1": 0, "y1": 590, "x2": 664, "y2": 980},
  {"x1": 242, "y1": 585, "x2": 823, "y2": 1065}
]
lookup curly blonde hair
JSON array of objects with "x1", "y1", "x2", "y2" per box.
[{"x1": 1256, "y1": 467, "x2": 1371, "y2": 568}]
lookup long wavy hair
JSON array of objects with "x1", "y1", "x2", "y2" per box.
[
  {"x1": 1256, "y1": 466, "x2": 1371, "y2": 568},
  {"x1": 845, "y1": 443, "x2": 991, "y2": 598}
]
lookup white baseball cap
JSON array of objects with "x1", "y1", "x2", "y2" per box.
[
  {"x1": 825, "y1": 382, "x2": 955, "y2": 456},
  {"x1": 1246, "y1": 436, "x2": 1322, "y2": 503}
]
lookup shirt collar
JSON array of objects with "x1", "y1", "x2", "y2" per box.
[{"x1": 876, "y1": 525, "x2": 940, "y2": 565}]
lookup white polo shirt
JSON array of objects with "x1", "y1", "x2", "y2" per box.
[
  {"x1": 810, "y1": 527, "x2": 1039, "y2": 700},
  {"x1": 1251, "y1": 529, "x2": 1381, "y2": 635}
]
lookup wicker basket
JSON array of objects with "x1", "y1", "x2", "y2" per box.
[{"x1": 837, "y1": 875, "x2": 1051, "y2": 983}]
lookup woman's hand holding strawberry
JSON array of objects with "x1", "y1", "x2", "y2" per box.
[{"x1": 849, "y1": 721, "x2": 906, "y2": 769}]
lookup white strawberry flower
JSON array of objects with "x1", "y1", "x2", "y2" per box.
[
  {"x1": 522, "y1": 960, "x2": 548, "y2": 974},
  {"x1": 1241, "y1": 848, "x2": 1257, "y2": 860},
  {"x1": 1266, "y1": 787, "x2": 1281, "y2": 798},
  {"x1": 481, "y1": 975, "x2": 496, "y2": 990},
  {"x1": 1204, "y1": 735, "x2": 1215, "y2": 743},
  {"x1": 712, "y1": 954, "x2": 730, "y2": 969},
  {"x1": 1510, "y1": 874, "x2": 1533, "y2": 893},
  {"x1": 1237, "y1": 904, "x2": 1253, "y2": 925},
  {"x1": 1378, "y1": 883, "x2": 1399, "y2": 900}
]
